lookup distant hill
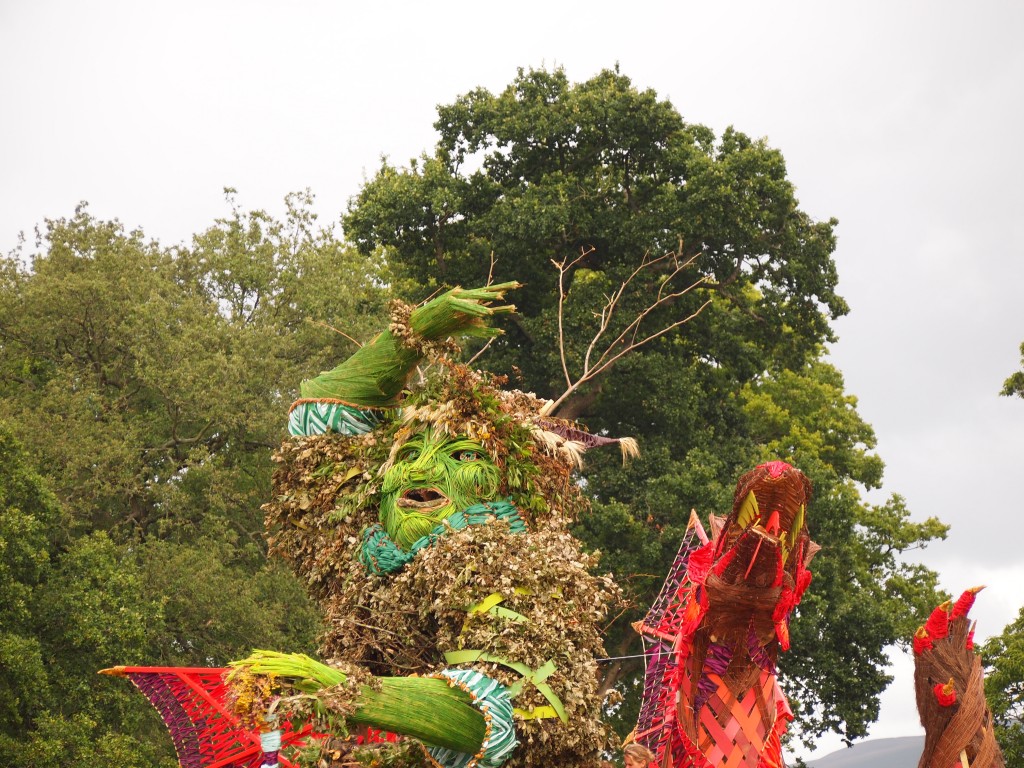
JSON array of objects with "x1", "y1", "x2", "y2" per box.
[{"x1": 806, "y1": 736, "x2": 924, "y2": 768}]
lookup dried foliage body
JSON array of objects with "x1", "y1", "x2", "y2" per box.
[
  {"x1": 914, "y1": 589, "x2": 1005, "y2": 768},
  {"x1": 263, "y1": 359, "x2": 625, "y2": 767},
  {"x1": 632, "y1": 461, "x2": 818, "y2": 768}
]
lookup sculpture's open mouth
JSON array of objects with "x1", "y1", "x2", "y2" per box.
[
  {"x1": 734, "y1": 485, "x2": 805, "y2": 567},
  {"x1": 396, "y1": 487, "x2": 450, "y2": 513},
  {"x1": 712, "y1": 461, "x2": 814, "y2": 586}
]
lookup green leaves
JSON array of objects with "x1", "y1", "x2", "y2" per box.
[
  {"x1": 140, "y1": 538, "x2": 321, "y2": 667},
  {"x1": 981, "y1": 608, "x2": 1024, "y2": 763},
  {"x1": 1000, "y1": 341, "x2": 1024, "y2": 398},
  {"x1": 0, "y1": 427, "x2": 171, "y2": 763},
  {"x1": 0, "y1": 194, "x2": 384, "y2": 765},
  {"x1": 0, "y1": 424, "x2": 63, "y2": 737},
  {"x1": 0, "y1": 195, "x2": 388, "y2": 540},
  {"x1": 0, "y1": 712, "x2": 177, "y2": 768}
]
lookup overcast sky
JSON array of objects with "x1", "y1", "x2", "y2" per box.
[{"x1": 3, "y1": 1, "x2": 1022, "y2": 761}]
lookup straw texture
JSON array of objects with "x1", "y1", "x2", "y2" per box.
[
  {"x1": 914, "y1": 589, "x2": 1005, "y2": 768},
  {"x1": 632, "y1": 461, "x2": 817, "y2": 768}
]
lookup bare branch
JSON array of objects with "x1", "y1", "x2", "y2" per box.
[
  {"x1": 543, "y1": 246, "x2": 712, "y2": 417},
  {"x1": 147, "y1": 420, "x2": 216, "y2": 452},
  {"x1": 486, "y1": 251, "x2": 497, "y2": 286},
  {"x1": 470, "y1": 253, "x2": 504, "y2": 362},
  {"x1": 591, "y1": 297, "x2": 712, "y2": 379},
  {"x1": 589, "y1": 253, "x2": 704, "y2": 374},
  {"x1": 553, "y1": 246, "x2": 596, "y2": 389},
  {"x1": 312, "y1": 319, "x2": 363, "y2": 348},
  {"x1": 467, "y1": 336, "x2": 495, "y2": 366}
]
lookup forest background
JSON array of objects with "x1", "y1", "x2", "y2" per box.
[{"x1": 2, "y1": 2, "x2": 1023, "y2": 767}]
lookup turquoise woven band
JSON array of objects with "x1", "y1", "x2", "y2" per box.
[
  {"x1": 288, "y1": 401, "x2": 385, "y2": 436},
  {"x1": 359, "y1": 501, "x2": 527, "y2": 575},
  {"x1": 425, "y1": 668, "x2": 517, "y2": 768}
]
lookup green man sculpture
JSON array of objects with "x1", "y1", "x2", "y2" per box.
[{"x1": 229, "y1": 283, "x2": 630, "y2": 768}]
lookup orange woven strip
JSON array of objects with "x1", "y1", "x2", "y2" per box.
[{"x1": 695, "y1": 673, "x2": 776, "y2": 768}]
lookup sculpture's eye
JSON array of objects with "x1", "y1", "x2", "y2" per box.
[
  {"x1": 399, "y1": 447, "x2": 420, "y2": 462},
  {"x1": 454, "y1": 450, "x2": 479, "y2": 462}
]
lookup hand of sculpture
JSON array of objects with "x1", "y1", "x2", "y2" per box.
[
  {"x1": 297, "y1": 282, "x2": 521, "y2": 409},
  {"x1": 408, "y1": 281, "x2": 521, "y2": 342}
]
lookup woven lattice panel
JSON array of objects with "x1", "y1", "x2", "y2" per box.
[{"x1": 123, "y1": 667, "x2": 308, "y2": 768}]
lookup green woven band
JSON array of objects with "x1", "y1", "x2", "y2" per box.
[
  {"x1": 359, "y1": 501, "x2": 526, "y2": 575},
  {"x1": 425, "y1": 668, "x2": 518, "y2": 768},
  {"x1": 288, "y1": 401, "x2": 385, "y2": 436}
]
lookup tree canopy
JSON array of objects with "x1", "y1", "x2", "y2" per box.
[
  {"x1": 989, "y1": 344, "x2": 1024, "y2": 760},
  {"x1": 0, "y1": 193, "x2": 384, "y2": 764},
  {"x1": 345, "y1": 65, "x2": 948, "y2": 742},
  {"x1": 982, "y1": 606, "x2": 1024, "y2": 764},
  {"x1": 1001, "y1": 341, "x2": 1024, "y2": 398}
]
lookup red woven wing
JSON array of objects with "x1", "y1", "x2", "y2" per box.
[{"x1": 116, "y1": 666, "x2": 311, "y2": 768}]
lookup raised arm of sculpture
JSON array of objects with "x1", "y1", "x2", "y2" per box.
[{"x1": 288, "y1": 281, "x2": 520, "y2": 431}]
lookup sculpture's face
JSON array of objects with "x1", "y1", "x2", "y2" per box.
[{"x1": 380, "y1": 428, "x2": 500, "y2": 550}]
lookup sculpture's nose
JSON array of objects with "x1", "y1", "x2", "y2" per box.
[{"x1": 408, "y1": 459, "x2": 443, "y2": 483}]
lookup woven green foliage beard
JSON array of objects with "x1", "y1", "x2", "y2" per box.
[{"x1": 380, "y1": 428, "x2": 501, "y2": 550}]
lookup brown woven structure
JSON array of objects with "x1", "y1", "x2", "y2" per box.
[
  {"x1": 632, "y1": 460, "x2": 818, "y2": 768},
  {"x1": 914, "y1": 589, "x2": 1005, "y2": 768}
]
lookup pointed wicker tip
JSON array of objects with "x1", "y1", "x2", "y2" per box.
[
  {"x1": 952, "y1": 587, "x2": 986, "y2": 620},
  {"x1": 688, "y1": 509, "x2": 710, "y2": 545},
  {"x1": 913, "y1": 626, "x2": 933, "y2": 655},
  {"x1": 99, "y1": 666, "x2": 128, "y2": 677},
  {"x1": 803, "y1": 540, "x2": 822, "y2": 566},
  {"x1": 618, "y1": 437, "x2": 640, "y2": 463}
]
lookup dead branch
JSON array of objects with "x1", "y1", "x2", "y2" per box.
[
  {"x1": 467, "y1": 336, "x2": 496, "y2": 366},
  {"x1": 555, "y1": 246, "x2": 596, "y2": 388},
  {"x1": 312, "y1": 319, "x2": 363, "y2": 348},
  {"x1": 542, "y1": 246, "x2": 711, "y2": 417},
  {"x1": 463, "y1": 251, "x2": 501, "y2": 368},
  {"x1": 486, "y1": 250, "x2": 497, "y2": 286}
]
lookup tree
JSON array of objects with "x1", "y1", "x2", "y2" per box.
[
  {"x1": 0, "y1": 192, "x2": 384, "y2": 763},
  {"x1": 981, "y1": 607, "x2": 1024, "y2": 763},
  {"x1": 344, "y1": 65, "x2": 947, "y2": 742},
  {"x1": 0, "y1": 192, "x2": 386, "y2": 546},
  {"x1": 0, "y1": 422, "x2": 66, "y2": 740},
  {"x1": 990, "y1": 344, "x2": 1024, "y2": 759},
  {"x1": 1001, "y1": 341, "x2": 1024, "y2": 398},
  {"x1": 0, "y1": 422, "x2": 173, "y2": 767}
]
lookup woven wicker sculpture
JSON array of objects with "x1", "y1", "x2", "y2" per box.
[
  {"x1": 106, "y1": 282, "x2": 635, "y2": 767},
  {"x1": 182, "y1": 282, "x2": 638, "y2": 768},
  {"x1": 914, "y1": 588, "x2": 1005, "y2": 768},
  {"x1": 632, "y1": 460, "x2": 818, "y2": 768}
]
